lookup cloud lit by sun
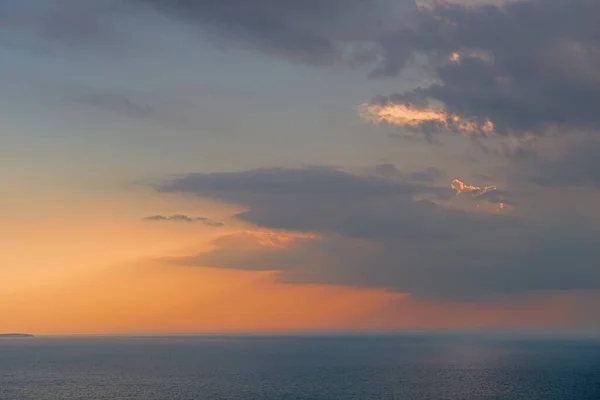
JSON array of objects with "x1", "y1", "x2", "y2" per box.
[
  {"x1": 359, "y1": 103, "x2": 495, "y2": 136},
  {"x1": 238, "y1": 230, "x2": 319, "y2": 248},
  {"x1": 451, "y1": 179, "x2": 507, "y2": 213},
  {"x1": 451, "y1": 179, "x2": 497, "y2": 196}
]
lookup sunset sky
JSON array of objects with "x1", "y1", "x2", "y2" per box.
[{"x1": 2, "y1": 0, "x2": 600, "y2": 335}]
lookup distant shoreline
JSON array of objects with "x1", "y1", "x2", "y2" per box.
[{"x1": 0, "y1": 333, "x2": 35, "y2": 338}]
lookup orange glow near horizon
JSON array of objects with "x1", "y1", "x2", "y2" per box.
[
  {"x1": 0, "y1": 186, "x2": 398, "y2": 335},
  {"x1": 1, "y1": 258, "x2": 581, "y2": 335},
  {"x1": 0, "y1": 185, "x2": 587, "y2": 335},
  {"x1": 0, "y1": 263, "x2": 402, "y2": 335}
]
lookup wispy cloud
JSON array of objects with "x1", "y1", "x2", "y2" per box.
[
  {"x1": 144, "y1": 214, "x2": 224, "y2": 227},
  {"x1": 76, "y1": 93, "x2": 156, "y2": 119},
  {"x1": 359, "y1": 101, "x2": 495, "y2": 138}
]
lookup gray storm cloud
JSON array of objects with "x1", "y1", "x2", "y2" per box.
[
  {"x1": 13, "y1": 0, "x2": 600, "y2": 141},
  {"x1": 360, "y1": 0, "x2": 600, "y2": 137},
  {"x1": 156, "y1": 166, "x2": 600, "y2": 301}
]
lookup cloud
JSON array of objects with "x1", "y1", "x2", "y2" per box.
[
  {"x1": 156, "y1": 166, "x2": 600, "y2": 301},
  {"x1": 361, "y1": 0, "x2": 600, "y2": 138},
  {"x1": 451, "y1": 179, "x2": 495, "y2": 196},
  {"x1": 359, "y1": 100, "x2": 495, "y2": 139},
  {"x1": 158, "y1": 166, "x2": 457, "y2": 239},
  {"x1": 159, "y1": 166, "x2": 439, "y2": 198},
  {"x1": 451, "y1": 179, "x2": 507, "y2": 212},
  {"x1": 0, "y1": 1, "x2": 132, "y2": 54},
  {"x1": 172, "y1": 230, "x2": 318, "y2": 271},
  {"x1": 417, "y1": 0, "x2": 513, "y2": 8},
  {"x1": 372, "y1": 164, "x2": 445, "y2": 182},
  {"x1": 532, "y1": 141, "x2": 600, "y2": 189},
  {"x1": 16, "y1": 0, "x2": 596, "y2": 148},
  {"x1": 176, "y1": 224, "x2": 600, "y2": 302},
  {"x1": 76, "y1": 93, "x2": 157, "y2": 119},
  {"x1": 144, "y1": 214, "x2": 224, "y2": 226},
  {"x1": 408, "y1": 167, "x2": 446, "y2": 183},
  {"x1": 137, "y1": 0, "x2": 409, "y2": 66}
]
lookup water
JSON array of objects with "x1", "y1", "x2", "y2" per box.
[{"x1": 1, "y1": 334, "x2": 599, "y2": 399}]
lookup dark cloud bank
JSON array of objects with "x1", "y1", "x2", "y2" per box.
[
  {"x1": 157, "y1": 166, "x2": 600, "y2": 302},
  {"x1": 137, "y1": 0, "x2": 407, "y2": 65},
  {"x1": 11, "y1": 0, "x2": 600, "y2": 129},
  {"x1": 362, "y1": 0, "x2": 600, "y2": 150},
  {"x1": 15, "y1": 1, "x2": 600, "y2": 134},
  {"x1": 135, "y1": 0, "x2": 600, "y2": 187},
  {"x1": 133, "y1": 0, "x2": 600, "y2": 137}
]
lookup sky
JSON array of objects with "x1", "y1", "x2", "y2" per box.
[{"x1": 1, "y1": 0, "x2": 600, "y2": 335}]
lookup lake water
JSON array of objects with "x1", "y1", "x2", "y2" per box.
[{"x1": 1, "y1": 334, "x2": 599, "y2": 399}]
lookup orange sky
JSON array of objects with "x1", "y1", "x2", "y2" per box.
[
  {"x1": 0, "y1": 184, "x2": 585, "y2": 335},
  {"x1": 1, "y1": 259, "x2": 581, "y2": 335}
]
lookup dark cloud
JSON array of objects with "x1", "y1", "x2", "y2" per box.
[
  {"x1": 533, "y1": 141, "x2": 600, "y2": 189},
  {"x1": 137, "y1": 0, "x2": 410, "y2": 66},
  {"x1": 133, "y1": 0, "x2": 600, "y2": 141},
  {"x1": 144, "y1": 214, "x2": 224, "y2": 226},
  {"x1": 33, "y1": 1, "x2": 124, "y2": 49},
  {"x1": 363, "y1": 0, "x2": 600, "y2": 137},
  {"x1": 408, "y1": 167, "x2": 446, "y2": 182},
  {"x1": 373, "y1": 164, "x2": 445, "y2": 182},
  {"x1": 3, "y1": 0, "x2": 407, "y2": 65},
  {"x1": 157, "y1": 166, "x2": 600, "y2": 300},
  {"x1": 373, "y1": 163, "x2": 403, "y2": 179},
  {"x1": 159, "y1": 166, "x2": 457, "y2": 239},
  {"x1": 160, "y1": 166, "x2": 440, "y2": 198},
  {"x1": 8, "y1": 0, "x2": 600, "y2": 143},
  {"x1": 181, "y1": 228, "x2": 600, "y2": 301},
  {"x1": 0, "y1": 0, "x2": 131, "y2": 54}
]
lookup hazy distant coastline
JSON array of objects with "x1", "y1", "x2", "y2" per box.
[{"x1": 0, "y1": 333, "x2": 34, "y2": 338}]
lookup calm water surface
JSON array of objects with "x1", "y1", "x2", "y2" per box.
[{"x1": 1, "y1": 334, "x2": 599, "y2": 399}]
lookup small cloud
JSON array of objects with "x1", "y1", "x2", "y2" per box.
[
  {"x1": 75, "y1": 93, "x2": 156, "y2": 119},
  {"x1": 451, "y1": 179, "x2": 497, "y2": 196},
  {"x1": 358, "y1": 101, "x2": 495, "y2": 139},
  {"x1": 202, "y1": 220, "x2": 226, "y2": 227},
  {"x1": 143, "y1": 214, "x2": 224, "y2": 226},
  {"x1": 451, "y1": 179, "x2": 508, "y2": 213}
]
